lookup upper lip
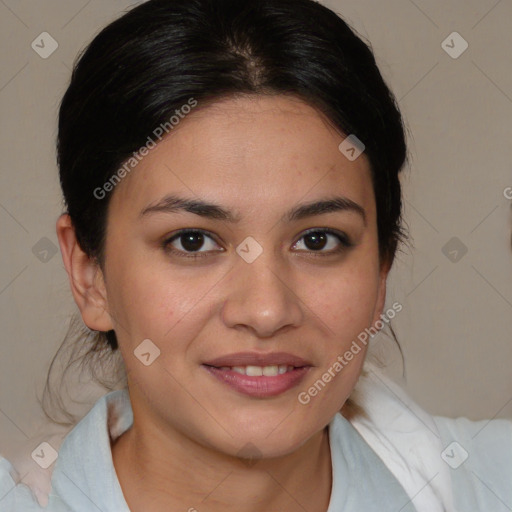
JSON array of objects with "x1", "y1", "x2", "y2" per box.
[{"x1": 203, "y1": 351, "x2": 312, "y2": 368}]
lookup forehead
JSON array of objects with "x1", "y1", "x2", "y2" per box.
[{"x1": 109, "y1": 94, "x2": 375, "y2": 221}]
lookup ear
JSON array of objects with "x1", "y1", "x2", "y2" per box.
[
  {"x1": 56, "y1": 213, "x2": 114, "y2": 332},
  {"x1": 371, "y1": 258, "x2": 391, "y2": 328}
]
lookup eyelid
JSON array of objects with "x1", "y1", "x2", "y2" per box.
[
  {"x1": 162, "y1": 227, "x2": 353, "y2": 258},
  {"x1": 162, "y1": 228, "x2": 223, "y2": 258},
  {"x1": 294, "y1": 227, "x2": 352, "y2": 247}
]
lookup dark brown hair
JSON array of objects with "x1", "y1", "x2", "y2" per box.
[{"x1": 42, "y1": 0, "x2": 410, "y2": 425}]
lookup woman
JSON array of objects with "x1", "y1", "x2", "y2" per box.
[{"x1": 1, "y1": 0, "x2": 511, "y2": 510}]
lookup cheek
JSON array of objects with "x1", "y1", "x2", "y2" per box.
[
  {"x1": 302, "y1": 261, "x2": 380, "y2": 337},
  {"x1": 103, "y1": 252, "x2": 177, "y2": 339},
  {"x1": 106, "y1": 252, "x2": 220, "y2": 350}
]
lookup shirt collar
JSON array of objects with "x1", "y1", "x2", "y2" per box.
[
  {"x1": 50, "y1": 389, "x2": 132, "y2": 511},
  {"x1": 50, "y1": 386, "x2": 411, "y2": 512}
]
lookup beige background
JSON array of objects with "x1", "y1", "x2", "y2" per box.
[{"x1": 1, "y1": 0, "x2": 511, "y2": 457}]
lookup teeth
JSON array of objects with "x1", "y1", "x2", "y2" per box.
[
  {"x1": 262, "y1": 365, "x2": 279, "y2": 376},
  {"x1": 246, "y1": 365, "x2": 263, "y2": 376},
  {"x1": 221, "y1": 365, "x2": 294, "y2": 376}
]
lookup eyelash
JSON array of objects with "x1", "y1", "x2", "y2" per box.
[{"x1": 161, "y1": 228, "x2": 354, "y2": 260}]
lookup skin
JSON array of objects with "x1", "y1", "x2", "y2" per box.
[{"x1": 56, "y1": 94, "x2": 390, "y2": 512}]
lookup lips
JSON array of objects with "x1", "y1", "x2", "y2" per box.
[
  {"x1": 202, "y1": 351, "x2": 312, "y2": 398},
  {"x1": 203, "y1": 351, "x2": 312, "y2": 368}
]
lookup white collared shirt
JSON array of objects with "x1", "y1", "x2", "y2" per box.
[{"x1": 1, "y1": 363, "x2": 511, "y2": 511}]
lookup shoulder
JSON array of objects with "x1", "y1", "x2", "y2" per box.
[
  {"x1": 434, "y1": 415, "x2": 512, "y2": 511},
  {"x1": 434, "y1": 415, "x2": 512, "y2": 472},
  {"x1": 0, "y1": 455, "x2": 43, "y2": 511},
  {"x1": 0, "y1": 456, "x2": 17, "y2": 507},
  {"x1": 350, "y1": 363, "x2": 512, "y2": 510},
  {"x1": 0, "y1": 389, "x2": 132, "y2": 511}
]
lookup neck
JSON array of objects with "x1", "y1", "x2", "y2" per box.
[{"x1": 112, "y1": 410, "x2": 333, "y2": 512}]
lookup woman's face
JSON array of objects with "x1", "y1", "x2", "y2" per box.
[{"x1": 99, "y1": 94, "x2": 388, "y2": 458}]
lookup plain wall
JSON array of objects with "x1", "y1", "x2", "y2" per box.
[{"x1": 1, "y1": 0, "x2": 511, "y2": 456}]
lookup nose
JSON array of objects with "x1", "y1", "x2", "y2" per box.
[{"x1": 220, "y1": 250, "x2": 304, "y2": 339}]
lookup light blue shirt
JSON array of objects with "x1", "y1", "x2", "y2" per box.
[
  {"x1": 0, "y1": 388, "x2": 511, "y2": 511},
  {"x1": 434, "y1": 415, "x2": 512, "y2": 511}
]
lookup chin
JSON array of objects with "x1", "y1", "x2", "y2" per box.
[{"x1": 208, "y1": 417, "x2": 324, "y2": 462}]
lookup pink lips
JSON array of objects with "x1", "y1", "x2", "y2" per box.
[
  {"x1": 203, "y1": 351, "x2": 311, "y2": 368},
  {"x1": 202, "y1": 351, "x2": 312, "y2": 398}
]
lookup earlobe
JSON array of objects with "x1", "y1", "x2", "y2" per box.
[{"x1": 56, "y1": 213, "x2": 114, "y2": 332}]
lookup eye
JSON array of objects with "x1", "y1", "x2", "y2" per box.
[
  {"x1": 162, "y1": 227, "x2": 353, "y2": 260},
  {"x1": 162, "y1": 229, "x2": 223, "y2": 259},
  {"x1": 292, "y1": 228, "x2": 353, "y2": 256}
]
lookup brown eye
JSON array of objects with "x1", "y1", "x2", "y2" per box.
[
  {"x1": 177, "y1": 231, "x2": 206, "y2": 252},
  {"x1": 163, "y1": 229, "x2": 222, "y2": 258},
  {"x1": 292, "y1": 228, "x2": 352, "y2": 255},
  {"x1": 303, "y1": 231, "x2": 328, "y2": 251}
]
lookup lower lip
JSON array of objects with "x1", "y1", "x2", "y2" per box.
[{"x1": 203, "y1": 365, "x2": 310, "y2": 398}]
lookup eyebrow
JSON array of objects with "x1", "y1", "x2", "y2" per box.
[{"x1": 139, "y1": 194, "x2": 366, "y2": 225}]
